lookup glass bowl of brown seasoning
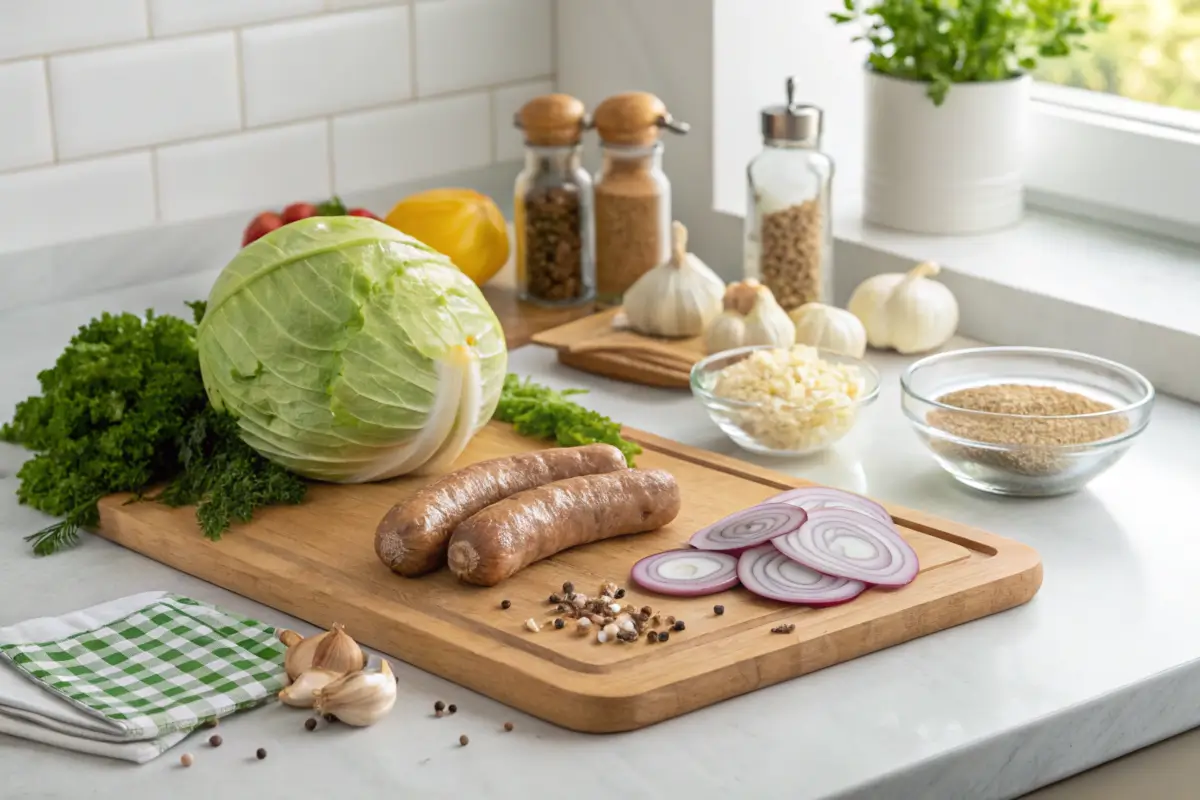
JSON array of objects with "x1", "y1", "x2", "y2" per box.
[{"x1": 901, "y1": 347, "x2": 1154, "y2": 496}]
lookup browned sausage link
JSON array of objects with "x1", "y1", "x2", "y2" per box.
[
  {"x1": 374, "y1": 444, "x2": 628, "y2": 577},
  {"x1": 446, "y1": 469, "x2": 681, "y2": 587}
]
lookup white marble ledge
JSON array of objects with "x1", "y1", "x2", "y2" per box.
[{"x1": 2, "y1": 273, "x2": 1200, "y2": 799}]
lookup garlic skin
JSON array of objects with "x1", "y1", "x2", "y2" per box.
[
  {"x1": 623, "y1": 221, "x2": 724, "y2": 338},
  {"x1": 278, "y1": 669, "x2": 341, "y2": 708},
  {"x1": 788, "y1": 303, "x2": 867, "y2": 358},
  {"x1": 847, "y1": 261, "x2": 958, "y2": 354},
  {"x1": 704, "y1": 279, "x2": 795, "y2": 354},
  {"x1": 314, "y1": 660, "x2": 398, "y2": 727}
]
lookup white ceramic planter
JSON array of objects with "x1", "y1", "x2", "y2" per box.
[{"x1": 863, "y1": 70, "x2": 1031, "y2": 235}]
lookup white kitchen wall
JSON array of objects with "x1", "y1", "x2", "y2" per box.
[{"x1": 0, "y1": 0, "x2": 554, "y2": 255}]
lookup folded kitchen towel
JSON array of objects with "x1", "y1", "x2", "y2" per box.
[{"x1": 0, "y1": 591, "x2": 287, "y2": 763}]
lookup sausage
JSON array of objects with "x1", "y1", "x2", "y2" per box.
[
  {"x1": 446, "y1": 468, "x2": 681, "y2": 587},
  {"x1": 374, "y1": 444, "x2": 628, "y2": 576}
]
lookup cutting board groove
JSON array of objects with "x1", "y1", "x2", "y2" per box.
[{"x1": 95, "y1": 423, "x2": 1041, "y2": 733}]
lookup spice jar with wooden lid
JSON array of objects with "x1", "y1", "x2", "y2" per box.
[
  {"x1": 513, "y1": 93, "x2": 595, "y2": 306},
  {"x1": 591, "y1": 92, "x2": 689, "y2": 307},
  {"x1": 744, "y1": 77, "x2": 834, "y2": 311}
]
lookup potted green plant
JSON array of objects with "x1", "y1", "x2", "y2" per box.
[{"x1": 832, "y1": 0, "x2": 1112, "y2": 235}]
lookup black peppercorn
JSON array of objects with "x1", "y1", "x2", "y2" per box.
[
  {"x1": 549, "y1": 593, "x2": 562, "y2": 604},
  {"x1": 562, "y1": 581, "x2": 575, "y2": 595},
  {"x1": 614, "y1": 588, "x2": 626, "y2": 599},
  {"x1": 658, "y1": 631, "x2": 669, "y2": 643},
  {"x1": 447, "y1": 704, "x2": 457, "y2": 714},
  {"x1": 554, "y1": 618, "x2": 565, "y2": 630},
  {"x1": 208, "y1": 734, "x2": 222, "y2": 748},
  {"x1": 256, "y1": 748, "x2": 267, "y2": 760},
  {"x1": 673, "y1": 620, "x2": 685, "y2": 632},
  {"x1": 434, "y1": 701, "x2": 445, "y2": 713},
  {"x1": 640, "y1": 606, "x2": 653, "y2": 617},
  {"x1": 500, "y1": 599, "x2": 511, "y2": 610},
  {"x1": 304, "y1": 717, "x2": 317, "y2": 731},
  {"x1": 459, "y1": 734, "x2": 469, "y2": 746},
  {"x1": 713, "y1": 604, "x2": 725, "y2": 616},
  {"x1": 504, "y1": 722, "x2": 514, "y2": 732},
  {"x1": 647, "y1": 631, "x2": 658, "y2": 643}
]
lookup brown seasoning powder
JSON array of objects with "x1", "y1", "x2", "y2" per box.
[
  {"x1": 758, "y1": 199, "x2": 825, "y2": 311},
  {"x1": 594, "y1": 157, "x2": 663, "y2": 304},
  {"x1": 520, "y1": 185, "x2": 586, "y2": 303},
  {"x1": 927, "y1": 384, "x2": 1130, "y2": 476}
]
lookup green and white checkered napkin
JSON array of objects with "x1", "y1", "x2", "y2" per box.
[{"x1": 0, "y1": 591, "x2": 287, "y2": 763}]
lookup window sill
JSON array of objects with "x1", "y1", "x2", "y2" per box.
[{"x1": 827, "y1": 194, "x2": 1200, "y2": 403}]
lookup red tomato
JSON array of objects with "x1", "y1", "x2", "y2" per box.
[
  {"x1": 242, "y1": 211, "x2": 284, "y2": 246},
  {"x1": 281, "y1": 202, "x2": 318, "y2": 223},
  {"x1": 347, "y1": 208, "x2": 381, "y2": 220}
]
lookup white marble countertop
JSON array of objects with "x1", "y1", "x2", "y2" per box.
[{"x1": 3, "y1": 270, "x2": 1200, "y2": 800}]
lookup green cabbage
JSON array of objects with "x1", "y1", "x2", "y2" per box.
[{"x1": 196, "y1": 216, "x2": 507, "y2": 483}]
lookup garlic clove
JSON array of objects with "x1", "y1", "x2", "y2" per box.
[
  {"x1": 280, "y1": 629, "x2": 330, "y2": 682},
  {"x1": 278, "y1": 668, "x2": 341, "y2": 708},
  {"x1": 311, "y1": 623, "x2": 366, "y2": 675},
  {"x1": 314, "y1": 660, "x2": 397, "y2": 727}
]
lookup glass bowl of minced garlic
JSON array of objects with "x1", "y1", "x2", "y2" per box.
[{"x1": 901, "y1": 346, "x2": 1155, "y2": 497}]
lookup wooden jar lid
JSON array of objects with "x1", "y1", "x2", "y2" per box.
[
  {"x1": 592, "y1": 92, "x2": 689, "y2": 147},
  {"x1": 514, "y1": 94, "x2": 587, "y2": 147}
]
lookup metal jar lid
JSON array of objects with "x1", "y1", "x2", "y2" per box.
[{"x1": 761, "y1": 77, "x2": 823, "y2": 146}]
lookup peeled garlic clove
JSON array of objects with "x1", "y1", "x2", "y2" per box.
[
  {"x1": 314, "y1": 660, "x2": 397, "y2": 727},
  {"x1": 278, "y1": 669, "x2": 341, "y2": 708},
  {"x1": 280, "y1": 629, "x2": 329, "y2": 682},
  {"x1": 311, "y1": 623, "x2": 366, "y2": 675}
]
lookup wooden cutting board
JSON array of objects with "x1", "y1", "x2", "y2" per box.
[
  {"x1": 532, "y1": 308, "x2": 704, "y2": 388},
  {"x1": 95, "y1": 423, "x2": 1042, "y2": 733}
]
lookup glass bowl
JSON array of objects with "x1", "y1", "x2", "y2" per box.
[
  {"x1": 901, "y1": 346, "x2": 1155, "y2": 497},
  {"x1": 689, "y1": 345, "x2": 881, "y2": 457}
]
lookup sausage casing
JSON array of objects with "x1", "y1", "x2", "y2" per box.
[
  {"x1": 374, "y1": 443, "x2": 628, "y2": 576},
  {"x1": 446, "y1": 468, "x2": 681, "y2": 587}
]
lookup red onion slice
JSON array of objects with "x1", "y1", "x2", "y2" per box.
[
  {"x1": 765, "y1": 487, "x2": 892, "y2": 526},
  {"x1": 689, "y1": 503, "x2": 808, "y2": 552},
  {"x1": 772, "y1": 508, "x2": 919, "y2": 587},
  {"x1": 737, "y1": 545, "x2": 866, "y2": 606},
  {"x1": 631, "y1": 550, "x2": 740, "y2": 597}
]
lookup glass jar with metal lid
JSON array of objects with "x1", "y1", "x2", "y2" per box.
[
  {"x1": 591, "y1": 92, "x2": 689, "y2": 307},
  {"x1": 743, "y1": 77, "x2": 835, "y2": 311},
  {"x1": 513, "y1": 93, "x2": 594, "y2": 306}
]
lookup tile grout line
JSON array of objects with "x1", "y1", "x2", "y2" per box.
[
  {"x1": 149, "y1": 147, "x2": 164, "y2": 222},
  {"x1": 326, "y1": 117, "x2": 337, "y2": 195},
  {"x1": 488, "y1": 90, "x2": 498, "y2": 165},
  {"x1": 234, "y1": 29, "x2": 248, "y2": 128},
  {"x1": 41, "y1": 57, "x2": 59, "y2": 163},
  {"x1": 549, "y1": 0, "x2": 559, "y2": 82},
  {"x1": 408, "y1": 0, "x2": 419, "y2": 99}
]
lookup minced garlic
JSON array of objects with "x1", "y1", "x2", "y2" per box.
[{"x1": 710, "y1": 344, "x2": 866, "y2": 452}]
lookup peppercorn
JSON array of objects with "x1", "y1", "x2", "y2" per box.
[
  {"x1": 714, "y1": 604, "x2": 725, "y2": 616},
  {"x1": 256, "y1": 748, "x2": 267, "y2": 760},
  {"x1": 180, "y1": 753, "x2": 194, "y2": 767},
  {"x1": 771, "y1": 623, "x2": 796, "y2": 634},
  {"x1": 657, "y1": 631, "x2": 669, "y2": 642},
  {"x1": 305, "y1": 717, "x2": 317, "y2": 732},
  {"x1": 500, "y1": 599, "x2": 511, "y2": 610},
  {"x1": 447, "y1": 704, "x2": 457, "y2": 714},
  {"x1": 504, "y1": 722, "x2": 514, "y2": 732},
  {"x1": 666, "y1": 615, "x2": 676, "y2": 626},
  {"x1": 554, "y1": 618, "x2": 565, "y2": 630},
  {"x1": 616, "y1": 629, "x2": 638, "y2": 642},
  {"x1": 208, "y1": 734, "x2": 222, "y2": 748},
  {"x1": 673, "y1": 620, "x2": 685, "y2": 632},
  {"x1": 459, "y1": 734, "x2": 469, "y2": 746},
  {"x1": 647, "y1": 630, "x2": 658, "y2": 643},
  {"x1": 640, "y1": 606, "x2": 653, "y2": 617},
  {"x1": 614, "y1": 588, "x2": 626, "y2": 599},
  {"x1": 549, "y1": 593, "x2": 562, "y2": 604},
  {"x1": 562, "y1": 581, "x2": 575, "y2": 595},
  {"x1": 434, "y1": 700, "x2": 445, "y2": 713}
]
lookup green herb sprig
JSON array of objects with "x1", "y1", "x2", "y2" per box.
[{"x1": 831, "y1": 0, "x2": 1113, "y2": 105}]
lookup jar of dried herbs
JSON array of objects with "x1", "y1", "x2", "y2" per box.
[
  {"x1": 743, "y1": 77, "x2": 834, "y2": 311},
  {"x1": 513, "y1": 93, "x2": 594, "y2": 306},
  {"x1": 591, "y1": 92, "x2": 689, "y2": 307}
]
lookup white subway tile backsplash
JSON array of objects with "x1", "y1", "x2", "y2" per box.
[
  {"x1": 492, "y1": 80, "x2": 556, "y2": 163},
  {"x1": 333, "y1": 93, "x2": 491, "y2": 192},
  {"x1": 414, "y1": 0, "x2": 552, "y2": 97},
  {"x1": 157, "y1": 122, "x2": 330, "y2": 222},
  {"x1": 0, "y1": 0, "x2": 147, "y2": 61},
  {"x1": 241, "y1": 7, "x2": 412, "y2": 127},
  {"x1": 50, "y1": 34, "x2": 241, "y2": 160},
  {"x1": 327, "y1": 0, "x2": 401, "y2": 8},
  {"x1": 0, "y1": 61, "x2": 54, "y2": 172},
  {"x1": 149, "y1": 0, "x2": 325, "y2": 37},
  {"x1": 0, "y1": 153, "x2": 155, "y2": 253}
]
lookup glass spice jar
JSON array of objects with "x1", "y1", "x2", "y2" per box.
[
  {"x1": 744, "y1": 77, "x2": 835, "y2": 311},
  {"x1": 591, "y1": 92, "x2": 689, "y2": 307},
  {"x1": 513, "y1": 93, "x2": 594, "y2": 306}
]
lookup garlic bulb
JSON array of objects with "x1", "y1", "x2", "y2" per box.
[
  {"x1": 703, "y1": 279, "x2": 795, "y2": 354},
  {"x1": 314, "y1": 660, "x2": 398, "y2": 727},
  {"x1": 788, "y1": 303, "x2": 867, "y2": 358},
  {"x1": 623, "y1": 221, "x2": 724, "y2": 338},
  {"x1": 278, "y1": 623, "x2": 366, "y2": 681},
  {"x1": 847, "y1": 261, "x2": 958, "y2": 354},
  {"x1": 278, "y1": 669, "x2": 341, "y2": 708}
]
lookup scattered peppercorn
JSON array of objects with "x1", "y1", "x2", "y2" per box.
[
  {"x1": 434, "y1": 701, "x2": 445, "y2": 713},
  {"x1": 500, "y1": 599, "x2": 511, "y2": 610},
  {"x1": 208, "y1": 734, "x2": 222, "y2": 748},
  {"x1": 324, "y1": 713, "x2": 338, "y2": 723},
  {"x1": 180, "y1": 753, "x2": 194, "y2": 767},
  {"x1": 256, "y1": 748, "x2": 267, "y2": 760},
  {"x1": 647, "y1": 630, "x2": 658, "y2": 643},
  {"x1": 666, "y1": 616, "x2": 676, "y2": 626},
  {"x1": 504, "y1": 721, "x2": 514, "y2": 732},
  {"x1": 640, "y1": 605, "x2": 652, "y2": 616},
  {"x1": 616, "y1": 629, "x2": 638, "y2": 642},
  {"x1": 459, "y1": 734, "x2": 469, "y2": 747},
  {"x1": 657, "y1": 631, "x2": 669, "y2": 642},
  {"x1": 553, "y1": 618, "x2": 565, "y2": 630},
  {"x1": 771, "y1": 623, "x2": 796, "y2": 634},
  {"x1": 673, "y1": 620, "x2": 686, "y2": 632},
  {"x1": 614, "y1": 588, "x2": 626, "y2": 599},
  {"x1": 548, "y1": 593, "x2": 562, "y2": 604},
  {"x1": 714, "y1": 604, "x2": 725, "y2": 616},
  {"x1": 305, "y1": 718, "x2": 318, "y2": 732},
  {"x1": 562, "y1": 581, "x2": 575, "y2": 595},
  {"x1": 447, "y1": 704, "x2": 457, "y2": 714}
]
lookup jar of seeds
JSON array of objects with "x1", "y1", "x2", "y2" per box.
[
  {"x1": 513, "y1": 93, "x2": 594, "y2": 306},
  {"x1": 744, "y1": 77, "x2": 834, "y2": 311},
  {"x1": 591, "y1": 92, "x2": 689, "y2": 307}
]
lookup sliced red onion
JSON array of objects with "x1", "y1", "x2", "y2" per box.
[
  {"x1": 688, "y1": 503, "x2": 808, "y2": 552},
  {"x1": 737, "y1": 545, "x2": 866, "y2": 606},
  {"x1": 765, "y1": 487, "x2": 892, "y2": 526},
  {"x1": 631, "y1": 550, "x2": 740, "y2": 597},
  {"x1": 772, "y1": 508, "x2": 919, "y2": 587}
]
